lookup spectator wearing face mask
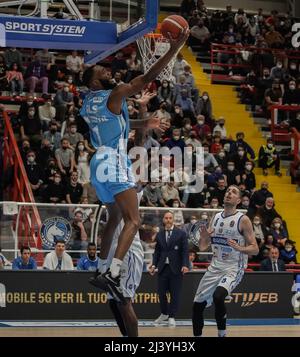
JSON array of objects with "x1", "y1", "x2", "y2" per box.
[
  {"x1": 233, "y1": 132, "x2": 255, "y2": 160},
  {"x1": 209, "y1": 197, "x2": 221, "y2": 209},
  {"x1": 207, "y1": 166, "x2": 224, "y2": 188},
  {"x1": 256, "y1": 68, "x2": 273, "y2": 106},
  {"x1": 230, "y1": 145, "x2": 249, "y2": 174},
  {"x1": 66, "y1": 50, "x2": 83, "y2": 84},
  {"x1": 189, "y1": 19, "x2": 210, "y2": 50},
  {"x1": 249, "y1": 181, "x2": 273, "y2": 217},
  {"x1": 212, "y1": 117, "x2": 227, "y2": 140},
  {"x1": 165, "y1": 128, "x2": 186, "y2": 153},
  {"x1": 258, "y1": 138, "x2": 282, "y2": 176},
  {"x1": 238, "y1": 194, "x2": 250, "y2": 211},
  {"x1": 270, "y1": 61, "x2": 286, "y2": 81},
  {"x1": 223, "y1": 160, "x2": 240, "y2": 186},
  {"x1": 193, "y1": 115, "x2": 211, "y2": 141},
  {"x1": 54, "y1": 83, "x2": 74, "y2": 122},
  {"x1": 270, "y1": 217, "x2": 288, "y2": 247},
  {"x1": 280, "y1": 240, "x2": 297, "y2": 264},
  {"x1": 43, "y1": 158, "x2": 59, "y2": 185},
  {"x1": 24, "y1": 150, "x2": 44, "y2": 197},
  {"x1": 43, "y1": 121, "x2": 62, "y2": 151},
  {"x1": 215, "y1": 149, "x2": 227, "y2": 170},
  {"x1": 18, "y1": 94, "x2": 38, "y2": 120},
  {"x1": 20, "y1": 106, "x2": 42, "y2": 148},
  {"x1": 195, "y1": 91, "x2": 213, "y2": 121},
  {"x1": 252, "y1": 215, "x2": 267, "y2": 247},
  {"x1": 171, "y1": 104, "x2": 184, "y2": 127},
  {"x1": 185, "y1": 129, "x2": 202, "y2": 150},
  {"x1": 283, "y1": 80, "x2": 300, "y2": 106},
  {"x1": 74, "y1": 141, "x2": 90, "y2": 185},
  {"x1": 63, "y1": 123, "x2": 84, "y2": 150},
  {"x1": 38, "y1": 94, "x2": 56, "y2": 130},
  {"x1": 158, "y1": 80, "x2": 173, "y2": 107},
  {"x1": 44, "y1": 172, "x2": 66, "y2": 203},
  {"x1": 241, "y1": 161, "x2": 256, "y2": 192},
  {"x1": 287, "y1": 62, "x2": 299, "y2": 79},
  {"x1": 257, "y1": 197, "x2": 282, "y2": 230},
  {"x1": 172, "y1": 52, "x2": 190, "y2": 81},
  {"x1": 172, "y1": 198, "x2": 185, "y2": 228}
]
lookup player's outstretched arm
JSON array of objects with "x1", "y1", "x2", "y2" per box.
[
  {"x1": 228, "y1": 216, "x2": 259, "y2": 255},
  {"x1": 107, "y1": 29, "x2": 190, "y2": 114}
]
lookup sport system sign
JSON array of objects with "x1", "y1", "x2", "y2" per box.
[
  {"x1": 0, "y1": 271, "x2": 294, "y2": 320},
  {"x1": 0, "y1": 17, "x2": 117, "y2": 50}
]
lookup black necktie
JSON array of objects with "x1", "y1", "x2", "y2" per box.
[{"x1": 166, "y1": 230, "x2": 171, "y2": 244}]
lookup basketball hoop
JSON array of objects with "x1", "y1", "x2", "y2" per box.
[{"x1": 136, "y1": 33, "x2": 177, "y2": 82}]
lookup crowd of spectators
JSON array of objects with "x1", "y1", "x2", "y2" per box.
[{"x1": 0, "y1": 0, "x2": 299, "y2": 268}]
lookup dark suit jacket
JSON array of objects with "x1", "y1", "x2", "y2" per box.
[
  {"x1": 152, "y1": 227, "x2": 189, "y2": 275},
  {"x1": 259, "y1": 258, "x2": 286, "y2": 271}
]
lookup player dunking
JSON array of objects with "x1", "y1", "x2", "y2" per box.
[
  {"x1": 80, "y1": 30, "x2": 190, "y2": 302},
  {"x1": 192, "y1": 185, "x2": 259, "y2": 337}
]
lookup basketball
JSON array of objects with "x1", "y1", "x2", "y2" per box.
[{"x1": 160, "y1": 15, "x2": 189, "y2": 40}]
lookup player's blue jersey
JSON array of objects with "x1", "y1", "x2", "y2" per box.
[
  {"x1": 76, "y1": 256, "x2": 99, "y2": 271},
  {"x1": 80, "y1": 89, "x2": 129, "y2": 152}
]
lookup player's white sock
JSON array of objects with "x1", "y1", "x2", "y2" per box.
[
  {"x1": 110, "y1": 258, "x2": 123, "y2": 278},
  {"x1": 98, "y1": 259, "x2": 107, "y2": 274},
  {"x1": 218, "y1": 330, "x2": 227, "y2": 337}
]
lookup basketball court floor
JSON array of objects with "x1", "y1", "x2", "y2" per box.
[{"x1": 0, "y1": 320, "x2": 299, "y2": 337}]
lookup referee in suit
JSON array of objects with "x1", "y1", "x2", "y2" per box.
[
  {"x1": 149, "y1": 211, "x2": 189, "y2": 327},
  {"x1": 260, "y1": 246, "x2": 286, "y2": 271}
]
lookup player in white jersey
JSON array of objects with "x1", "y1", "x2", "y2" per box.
[
  {"x1": 104, "y1": 187, "x2": 144, "y2": 337},
  {"x1": 192, "y1": 185, "x2": 259, "y2": 337}
]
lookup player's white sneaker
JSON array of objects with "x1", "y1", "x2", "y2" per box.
[
  {"x1": 168, "y1": 317, "x2": 176, "y2": 327},
  {"x1": 153, "y1": 314, "x2": 169, "y2": 325}
]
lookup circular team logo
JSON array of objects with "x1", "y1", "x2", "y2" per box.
[
  {"x1": 189, "y1": 220, "x2": 208, "y2": 247},
  {"x1": 40, "y1": 217, "x2": 72, "y2": 248}
]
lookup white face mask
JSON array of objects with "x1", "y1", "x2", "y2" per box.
[
  {"x1": 285, "y1": 246, "x2": 293, "y2": 252},
  {"x1": 78, "y1": 145, "x2": 84, "y2": 151},
  {"x1": 253, "y1": 220, "x2": 260, "y2": 225},
  {"x1": 64, "y1": 87, "x2": 70, "y2": 92},
  {"x1": 150, "y1": 184, "x2": 156, "y2": 190},
  {"x1": 197, "y1": 120, "x2": 204, "y2": 125},
  {"x1": 274, "y1": 223, "x2": 281, "y2": 229},
  {"x1": 290, "y1": 65, "x2": 297, "y2": 70},
  {"x1": 238, "y1": 151, "x2": 244, "y2": 157},
  {"x1": 277, "y1": 63, "x2": 282, "y2": 68},
  {"x1": 28, "y1": 156, "x2": 35, "y2": 163},
  {"x1": 185, "y1": 124, "x2": 191, "y2": 130},
  {"x1": 190, "y1": 219, "x2": 197, "y2": 225},
  {"x1": 202, "y1": 95, "x2": 208, "y2": 101},
  {"x1": 67, "y1": 79, "x2": 73, "y2": 84},
  {"x1": 201, "y1": 215, "x2": 208, "y2": 220},
  {"x1": 211, "y1": 203, "x2": 218, "y2": 208},
  {"x1": 128, "y1": 105, "x2": 134, "y2": 111},
  {"x1": 227, "y1": 165, "x2": 234, "y2": 171},
  {"x1": 27, "y1": 101, "x2": 33, "y2": 106},
  {"x1": 267, "y1": 143, "x2": 273, "y2": 149},
  {"x1": 135, "y1": 94, "x2": 141, "y2": 99},
  {"x1": 219, "y1": 152, "x2": 225, "y2": 158},
  {"x1": 173, "y1": 203, "x2": 179, "y2": 208}
]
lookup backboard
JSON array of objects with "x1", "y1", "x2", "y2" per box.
[{"x1": 0, "y1": 0, "x2": 158, "y2": 63}]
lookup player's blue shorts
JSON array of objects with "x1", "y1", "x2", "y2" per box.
[{"x1": 90, "y1": 150, "x2": 136, "y2": 204}]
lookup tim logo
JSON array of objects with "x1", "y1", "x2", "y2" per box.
[
  {"x1": 40, "y1": 217, "x2": 72, "y2": 248},
  {"x1": 292, "y1": 23, "x2": 300, "y2": 48},
  {"x1": 0, "y1": 283, "x2": 6, "y2": 308},
  {"x1": 228, "y1": 292, "x2": 279, "y2": 307}
]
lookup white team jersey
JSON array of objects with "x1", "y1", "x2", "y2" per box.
[{"x1": 208, "y1": 211, "x2": 247, "y2": 273}]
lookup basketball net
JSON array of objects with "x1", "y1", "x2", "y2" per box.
[{"x1": 136, "y1": 33, "x2": 177, "y2": 82}]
